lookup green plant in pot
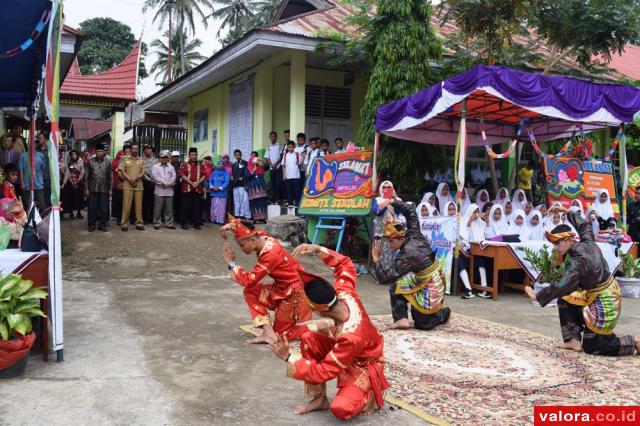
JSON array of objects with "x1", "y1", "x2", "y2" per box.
[
  {"x1": 0, "y1": 273, "x2": 47, "y2": 378},
  {"x1": 617, "y1": 253, "x2": 640, "y2": 298},
  {"x1": 518, "y1": 245, "x2": 569, "y2": 306}
]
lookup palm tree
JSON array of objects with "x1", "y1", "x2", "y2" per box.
[
  {"x1": 210, "y1": 0, "x2": 280, "y2": 44},
  {"x1": 143, "y1": 0, "x2": 212, "y2": 75},
  {"x1": 150, "y1": 24, "x2": 206, "y2": 84}
]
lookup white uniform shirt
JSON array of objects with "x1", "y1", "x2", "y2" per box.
[
  {"x1": 266, "y1": 142, "x2": 282, "y2": 168},
  {"x1": 283, "y1": 151, "x2": 301, "y2": 180}
]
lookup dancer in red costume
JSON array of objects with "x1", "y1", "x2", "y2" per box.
[
  {"x1": 268, "y1": 243, "x2": 388, "y2": 420},
  {"x1": 221, "y1": 216, "x2": 311, "y2": 343}
]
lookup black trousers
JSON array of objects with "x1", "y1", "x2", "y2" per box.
[
  {"x1": 142, "y1": 180, "x2": 155, "y2": 223},
  {"x1": 111, "y1": 189, "x2": 123, "y2": 222},
  {"x1": 286, "y1": 178, "x2": 300, "y2": 206},
  {"x1": 297, "y1": 170, "x2": 306, "y2": 200},
  {"x1": 558, "y1": 299, "x2": 635, "y2": 356},
  {"x1": 180, "y1": 192, "x2": 202, "y2": 227},
  {"x1": 389, "y1": 284, "x2": 450, "y2": 330},
  {"x1": 88, "y1": 192, "x2": 110, "y2": 228}
]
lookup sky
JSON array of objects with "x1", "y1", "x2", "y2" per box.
[{"x1": 62, "y1": 0, "x2": 223, "y2": 99}]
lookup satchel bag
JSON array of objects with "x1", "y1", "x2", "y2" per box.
[{"x1": 20, "y1": 206, "x2": 43, "y2": 252}]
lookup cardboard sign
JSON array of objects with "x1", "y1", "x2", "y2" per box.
[
  {"x1": 298, "y1": 151, "x2": 374, "y2": 216},
  {"x1": 542, "y1": 157, "x2": 618, "y2": 217}
]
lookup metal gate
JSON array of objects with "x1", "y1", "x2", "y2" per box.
[{"x1": 133, "y1": 125, "x2": 188, "y2": 158}]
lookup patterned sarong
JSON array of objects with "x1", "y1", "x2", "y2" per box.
[
  {"x1": 394, "y1": 262, "x2": 445, "y2": 315},
  {"x1": 561, "y1": 275, "x2": 621, "y2": 335}
]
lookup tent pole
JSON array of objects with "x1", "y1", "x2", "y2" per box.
[
  {"x1": 373, "y1": 131, "x2": 381, "y2": 190},
  {"x1": 621, "y1": 130, "x2": 628, "y2": 231},
  {"x1": 452, "y1": 100, "x2": 467, "y2": 295}
]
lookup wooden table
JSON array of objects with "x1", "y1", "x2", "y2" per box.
[
  {"x1": 4, "y1": 251, "x2": 49, "y2": 361},
  {"x1": 469, "y1": 242, "x2": 531, "y2": 301}
]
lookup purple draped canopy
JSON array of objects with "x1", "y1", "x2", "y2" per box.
[{"x1": 375, "y1": 65, "x2": 640, "y2": 145}]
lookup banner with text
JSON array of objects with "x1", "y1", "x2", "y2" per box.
[
  {"x1": 298, "y1": 151, "x2": 374, "y2": 216},
  {"x1": 542, "y1": 157, "x2": 618, "y2": 218},
  {"x1": 418, "y1": 215, "x2": 458, "y2": 294}
]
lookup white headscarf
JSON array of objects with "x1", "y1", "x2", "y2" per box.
[
  {"x1": 586, "y1": 206, "x2": 600, "y2": 234},
  {"x1": 462, "y1": 188, "x2": 471, "y2": 212},
  {"x1": 486, "y1": 204, "x2": 509, "y2": 238},
  {"x1": 460, "y1": 203, "x2": 485, "y2": 243},
  {"x1": 569, "y1": 199, "x2": 585, "y2": 219},
  {"x1": 436, "y1": 183, "x2": 453, "y2": 212},
  {"x1": 475, "y1": 189, "x2": 490, "y2": 211},
  {"x1": 527, "y1": 211, "x2": 545, "y2": 240},
  {"x1": 444, "y1": 201, "x2": 457, "y2": 217},
  {"x1": 376, "y1": 180, "x2": 399, "y2": 204},
  {"x1": 593, "y1": 189, "x2": 614, "y2": 220},
  {"x1": 375, "y1": 180, "x2": 405, "y2": 223},
  {"x1": 524, "y1": 202, "x2": 534, "y2": 217},
  {"x1": 428, "y1": 204, "x2": 439, "y2": 216},
  {"x1": 512, "y1": 189, "x2": 528, "y2": 210},
  {"x1": 504, "y1": 201, "x2": 515, "y2": 224},
  {"x1": 535, "y1": 204, "x2": 547, "y2": 217},
  {"x1": 508, "y1": 209, "x2": 529, "y2": 241},
  {"x1": 544, "y1": 211, "x2": 563, "y2": 233},
  {"x1": 421, "y1": 191, "x2": 436, "y2": 207},
  {"x1": 493, "y1": 187, "x2": 510, "y2": 206},
  {"x1": 416, "y1": 202, "x2": 431, "y2": 218}
]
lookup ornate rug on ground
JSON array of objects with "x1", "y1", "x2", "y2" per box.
[{"x1": 372, "y1": 313, "x2": 640, "y2": 425}]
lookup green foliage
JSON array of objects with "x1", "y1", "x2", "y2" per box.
[
  {"x1": 0, "y1": 274, "x2": 47, "y2": 342},
  {"x1": 518, "y1": 245, "x2": 568, "y2": 284},
  {"x1": 210, "y1": 0, "x2": 280, "y2": 45},
  {"x1": 620, "y1": 253, "x2": 640, "y2": 278},
  {"x1": 533, "y1": 0, "x2": 640, "y2": 69},
  {"x1": 77, "y1": 18, "x2": 148, "y2": 80},
  {"x1": 150, "y1": 23, "x2": 206, "y2": 85}
]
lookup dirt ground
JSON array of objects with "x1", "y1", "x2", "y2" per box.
[{"x1": 1, "y1": 218, "x2": 639, "y2": 425}]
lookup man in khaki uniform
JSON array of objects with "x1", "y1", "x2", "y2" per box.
[{"x1": 118, "y1": 142, "x2": 145, "y2": 231}]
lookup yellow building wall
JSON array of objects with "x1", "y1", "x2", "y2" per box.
[{"x1": 186, "y1": 50, "x2": 368, "y2": 156}]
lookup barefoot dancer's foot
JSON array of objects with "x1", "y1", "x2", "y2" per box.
[
  {"x1": 293, "y1": 396, "x2": 330, "y2": 415},
  {"x1": 556, "y1": 339, "x2": 582, "y2": 352},
  {"x1": 247, "y1": 325, "x2": 277, "y2": 344},
  {"x1": 390, "y1": 318, "x2": 412, "y2": 330}
]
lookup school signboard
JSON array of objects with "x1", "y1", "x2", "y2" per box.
[
  {"x1": 298, "y1": 150, "x2": 375, "y2": 216},
  {"x1": 542, "y1": 157, "x2": 619, "y2": 217}
]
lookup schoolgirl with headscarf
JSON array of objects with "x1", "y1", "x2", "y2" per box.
[
  {"x1": 507, "y1": 209, "x2": 530, "y2": 241},
  {"x1": 435, "y1": 183, "x2": 453, "y2": 213},
  {"x1": 493, "y1": 187, "x2": 510, "y2": 207},
  {"x1": 485, "y1": 204, "x2": 509, "y2": 238},
  {"x1": 570, "y1": 199, "x2": 585, "y2": 219},
  {"x1": 444, "y1": 201, "x2": 457, "y2": 217},
  {"x1": 458, "y1": 203, "x2": 490, "y2": 299},
  {"x1": 527, "y1": 210, "x2": 545, "y2": 240},
  {"x1": 512, "y1": 189, "x2": 528, "y2": 211},
  {"x1": 475, "y1": 189, "x2": 490, "y2": 212}
]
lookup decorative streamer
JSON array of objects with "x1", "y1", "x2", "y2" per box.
[
  {"x1": 483, "y1": 118, "x2": 526, "y2": 159},
  {"x1": 528, "y1": 128, "x2": 573, "y2": 159},
  {"x1": 0, "y1": 10, "x2": 51, "y2": 58},
  {"x1": 602, "y1": 127, "x2": 623, "y2": 162}
]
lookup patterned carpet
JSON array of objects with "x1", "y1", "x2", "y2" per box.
[
  {"x1": 373, "y1": 313, "x2": 639, "y2": 425},
  {"x1": 241, "y1": 314, "x2": 639, "y2": 425}
]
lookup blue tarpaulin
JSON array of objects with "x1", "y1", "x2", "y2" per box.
[{"x1": 0, "y1": 0, "x2": 51, "y2": 109}]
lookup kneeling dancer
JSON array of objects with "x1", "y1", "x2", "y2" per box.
[
  {"x1": 221, "y1": 217, "x2": 312, "y2": 343},
  {"x1": 268, "y1": 243, "x2": 388, "y2": 420},
  {"x1": 372, "y1": 199, "x2": 450, "y2": 330},
  {"x1": 525, "y1": 211, "x2": 639, "y2": 355}
]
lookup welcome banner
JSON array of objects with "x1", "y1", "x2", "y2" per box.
[
  {"x1": 418, "y1": 216, "x2": 458, "y2": 294},
  {"x1": 299, "y1": 151, "x2": 374, "y2": 216}
]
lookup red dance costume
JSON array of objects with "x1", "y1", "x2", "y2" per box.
[
  {"x1": 286, "y1": 249, "x2": 389, "y2": 420},
  {"x1": 230, "y1": 231, "x2": 311, "y2": 340}
]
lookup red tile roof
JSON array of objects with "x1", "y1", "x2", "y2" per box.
[
  {"x1": 607, "y1": 45, "x2": 640, "y2": 81},
  {"x1": 61, "y1": 40, "x2": 141, "y2": 102},
  {"x1": 71, "y1": 118, "x2": 112, "y2": 141}
]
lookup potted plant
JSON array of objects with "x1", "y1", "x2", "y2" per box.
[
  {"x1": 519, "y1": 245, "x2": 568, "y2": 307},
  {"x1": 0, "y1": 273, "x2": 47, "y2": 378},
  {"x1": 617, "y1": 253, "x2": 640, "y2": 298}
]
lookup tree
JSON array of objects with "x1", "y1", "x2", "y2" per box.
[
  {"x1": 359, "y1": 0, "x2": 446, "y2": 189},
  {"x1": 77, "y1": 17, "x2": 148, "y2": 79},
  {"x1": 142, "y1": 0, "x2": 212, "y2": 75},
  {"x1": 210, "y1": 0, "x2": 280, "y2": 45},
  {"x1": 532, "y1": 0, "x2": 640, "y2": 73},
  {"x1": 150, "y1": 24, "x2": 206, "y2": 84}
]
